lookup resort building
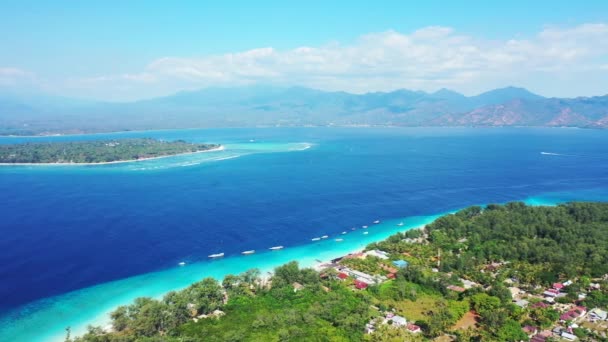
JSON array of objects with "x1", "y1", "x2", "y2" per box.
[
  {"x1": 446, "y1": 285, "x2": 466, "y2": 293},
  {"x1": 339, "y1": 267, "x2": 380, "y2": 285},
  {"x1": 589, "y1": 308, "x2": 608, "y2": 320},
  {"x1": 560, "y1": 306, "x2": 587, "y2": 322},
  {"x1": 543, "y1": 289, "x2": 560, "y2": 297},
  {"x1": 531, "y1": 302, "x2": 549, "y2": 309},
  {"x1": 561, "y1": 331, "x2": 578, "y2": 341},
  {"x1": 523, "y1": 325, "x2": 538, "y2": 336},
  {"x1": 407, "y1": 324, "x2": 422, "y2": 333},
  {"x1": 354, "y1": 280, "x2": 368, "y2": 290},
  {"x1": 365, "y1": 250, "x2": 390, "y2": 260},
  {"x1": 388, "y1": 315, "x2": 407, "y2": 327}
]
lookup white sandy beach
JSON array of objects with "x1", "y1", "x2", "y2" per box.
[
  {"x1": 0, "y1": 197, "x2": 566, "y2": 342},
  {"x1": 310, "y1": 224, "x2": 426, "y2": 272}
]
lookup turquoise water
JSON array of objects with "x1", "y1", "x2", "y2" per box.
[
  {"x1": 1, "y1": 127, "x2": 607, "y2": 341},
  {"x1": 2, "y1": 215, "x2": 444, "y2": 341}
]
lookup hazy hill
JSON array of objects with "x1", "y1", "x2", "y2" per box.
[{"x1": 1, "y1": 86, "x2": 607, "y2": 135}]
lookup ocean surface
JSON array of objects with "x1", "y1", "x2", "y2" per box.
[{"x1": 1, "y1": 127, "x2": 608, "y2": 341}]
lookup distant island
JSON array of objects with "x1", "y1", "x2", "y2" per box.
[{"x1": 0, "y1": 138, "x2": 221, "y2": 164}]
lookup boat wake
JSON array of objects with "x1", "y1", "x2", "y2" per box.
[{"x1": 540, "y1": 152, "x2": 568, "y2": 156}]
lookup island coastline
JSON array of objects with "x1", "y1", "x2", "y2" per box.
[
  {"x1": 0, "y1": 145, "x2": 224, "y2": 166},
  {"x1": 0, "y1": 198, "x2": 575, "y2": 342}
]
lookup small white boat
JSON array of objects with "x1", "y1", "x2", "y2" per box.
[
  {"x1": 373, "y1": 220, "x2": 380, "y2": 224},
  {"x1": 362, "y1": 225, "x2": 368, "y2": 229},
  {"x1": 351, "y1": 227, "x2": 356, "y2": 231},
  {"x1": 335, "y1": 238, "x2": 344, "y2": 242},
  {"x1": 208, "y1": 253, "x2": 224, "y2": 258},
  {"x1": 321, "y1": 235, "x2": 329, "y2": 239},
  {"x1": 397, "y1": 222, "x2": 404, "y2": 226},
  {"x1": 241, "y1": 250, "x2": 255, "y2": 255},
  {"x1": 341, "y1": 231, "x2": 347, "y2": 235},
  {"x1": 363, "y1": 231, "x2": 369, "y2": 235},
  {"x1": 311, "y1": 237, "x2": 321, "y2": 241},
  {"x1": 269, "y1": 246, "x2": 284, "y2": 250},
  {"x1": 178, "y1": 262, "x2": 186, "y2": 266}
]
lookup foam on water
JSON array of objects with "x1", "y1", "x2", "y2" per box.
[{"x1": 122, "y1": 142, "x2": 313, "y2": 170}]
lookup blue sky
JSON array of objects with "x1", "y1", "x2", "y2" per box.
[{"x1": 1, "y1": 1, "x2": 608, "y2": 100}]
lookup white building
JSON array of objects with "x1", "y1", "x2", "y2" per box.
[
  {"x1": 365, "y1": 249, "x2": 390, "y2": 260},
  {"x1": 589, "y1": 308, "x2": 608, "y2": 320},
  {"x1": 390, "y1": 315, "x2": 407, "y2": 326}
]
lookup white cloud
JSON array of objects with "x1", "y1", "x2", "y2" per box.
[
  {"x1": 64, "y1": 23, "x2": 608, "y2": 99},
  {"x1": 0, "y1": 67, "x2": 35, "y2": 86}
]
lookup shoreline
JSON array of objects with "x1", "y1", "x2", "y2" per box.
[
  {"x1": 310, "y1": 224, "x2": 426, "y2": 272},
  {"x1": 0, "y1": 212, "x2": 446, "y2": 342},
  {"x1": 0, "y1": 145, "x2": 224, "y2": 166},
  {"x1": 0, "y1": 198, "x2": 570, "y2": 342}
]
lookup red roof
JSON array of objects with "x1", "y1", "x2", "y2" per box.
[
  {"x1": 560, "y1": 306, "x2": 587, "y2": 321},
  {"x1": 553, "y1": 283, "x2": 565, "y2": 290},
  {"x1": 407, "y1": 324, "x2": 421, "y2": 332},
  {"x1": 447, "y1": 285, "x2": 466, "y2": 292},
  {"x1": 387, "y1": 273, "x2": 396, "y2": 279},
  {"x1": 337, "y1": 272, "x2": 348, "y2": 279},
  {"x1": 531, "y1": 335, "x2": 546, "y2": 342},
  {"x1": 354, "y1": 280, "x2": 368, "y2": 289},
  {"x1": 531, "y1": 302, "x2": 549, "y2": 309}
]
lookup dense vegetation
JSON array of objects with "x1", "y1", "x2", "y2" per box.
[
  {"x1": 0, "y1": 138, "x2": 219, "y2": 163},
  {"x1": 71, "y1": 202, "x2": 608, "y2": 341},
  {"x1": 372, "y1": 202, "x2": 608, "y2": 282},
  {"x1": 70, "y1": 264, "x2": 372, "y2": 342}
]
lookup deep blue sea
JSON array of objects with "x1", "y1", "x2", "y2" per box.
[{"x1": 1, "y1": 127, "x2": 608, "y2": 341}]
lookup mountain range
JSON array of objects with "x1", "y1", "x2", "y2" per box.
[{"x1": 1, "y1": 86, "x2": 607, "y2": 135}]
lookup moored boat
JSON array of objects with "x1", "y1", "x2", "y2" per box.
[
  {"x1": 335, "y1": 238, "x2": 344, "y2": 242},
  {"x1": 373, "y1": 220, "x2": 380, "y2": 224},
  {"x1": 208, "y1": 253, "x2": 224, "y2": 258},
  {"x1": 397, "y1": 222, "x2": 404, "y2": 226},
  {"x1": 321, "y1": 235, "x2": 329, "y2": 239},
  {"x1": 269, "y1": 246, "x2": 284, "y2": 250},
  {"x1": 311, "y1": 237, "x2": 321, "y2": 241},
  {"x1": 178, "y1": 261, "x2": 186, "y2": 266},
  {"x1": 363, "y1": 231, "x2": 369, "y2": 235},
  {"x1": 241, "y1": 250, "x2": 255, "y2": 255},
  {"x1": 362, "y1": 225, "x2": 368, "y2": 229}
]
